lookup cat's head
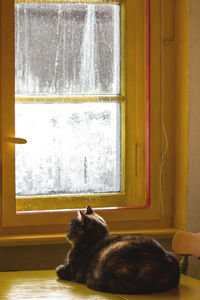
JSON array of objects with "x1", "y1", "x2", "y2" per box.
[{"x1": 67, "y1": 206, "x2": 108, "y2": 244}]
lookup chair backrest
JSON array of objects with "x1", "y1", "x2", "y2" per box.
[{"x1": 172, "y1": 231, "x2": 200, "y2": 279}]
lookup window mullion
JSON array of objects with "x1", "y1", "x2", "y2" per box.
[{"x1": 15, "y1": 96, "x2": 125, "y2": 103}]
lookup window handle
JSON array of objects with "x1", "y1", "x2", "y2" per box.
[{"x1": 6, "y1": 137, "x2": 27, "y2": 144}]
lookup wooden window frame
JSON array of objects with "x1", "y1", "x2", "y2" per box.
[{"x1": 0, "y1": 0, "x2": 175, "y2": 235}]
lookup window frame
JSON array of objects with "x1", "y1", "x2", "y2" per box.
[{"x1": 0, "y1": 0, "x2": 174, "y2": 233}]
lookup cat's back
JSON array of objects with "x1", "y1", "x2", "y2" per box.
[
  {"x1": 86, "y1": 234, "x2": 180, "y2": 294},
  {"x1": 91, "y1": 234, "x2": 169, "y2": 267}
]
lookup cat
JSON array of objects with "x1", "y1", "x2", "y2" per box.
[{"x1": 56, "y1": 206, "x2": 180, "y2": 294}]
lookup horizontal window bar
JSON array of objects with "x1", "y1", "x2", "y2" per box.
[
  {"x1": 15, "y1": 96, "x2": 125, "y2": 103},
  {"x1": 15, "y1": 0, "x2": 124, "y2": 5},
  {"x1": 16, "y1": 193, "x2": 126, "y2": 211}
]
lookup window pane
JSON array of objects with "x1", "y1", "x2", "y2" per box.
[
  {"x1": 15, "y1": 3, "x2": 120, "y2": 96},
  {"x1": 15, "y1": 103, "x2": 121, "y2": 196}
]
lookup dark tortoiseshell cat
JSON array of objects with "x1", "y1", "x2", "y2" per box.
[{"x1": 56, "y1": 206, "x2": 180, "y2": 294}]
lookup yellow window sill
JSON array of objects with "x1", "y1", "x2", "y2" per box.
[{"x1": 0, "y1": 228, "x2": 179, "y2": 247}]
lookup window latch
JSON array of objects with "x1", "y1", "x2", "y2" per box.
[{"x1": 5, "y1": 137, "x2": 27, "y2": 144}]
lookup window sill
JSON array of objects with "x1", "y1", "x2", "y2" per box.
[{"x1": 0, "y1": 228, "x2": 179, "y2": 247}]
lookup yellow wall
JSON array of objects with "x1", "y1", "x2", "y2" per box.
[
  {"x1": 174, "y1": 0, "x2": 189, "y2": 230},
  {"x1": 187, "y1": 0, "x2": 200, "y2": 233},
  {"x1": 0, "y1": 238, "x2": 172, "y2": 271},
  {"x1": 168, "y1": 0, "x2": 200, "y2": 249},
  {"x1": 174, "y1": 0, "x2": 200, "y2": 236}
]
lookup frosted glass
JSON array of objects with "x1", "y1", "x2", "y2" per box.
[
  {"x1": 15, "y1": 3, "x2": 120, "y2": 96},
  {"x1": 15, "y1": 103, "x2": 121, "y2": 196}
]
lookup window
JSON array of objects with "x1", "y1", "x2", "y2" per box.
[
  {"x1": 15, "y1": 2, "x2": 123, "y2": 209},
  {"x1": 0, "y1": 0, "x2": 174, "y2": 233}
]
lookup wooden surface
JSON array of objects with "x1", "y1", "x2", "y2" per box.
[
  {"x1": 0, "y1": 270, "x2": 199, "y2": 299},
  {"x1": 172, "y1": 231, "x2": 200, "y2": 258}
]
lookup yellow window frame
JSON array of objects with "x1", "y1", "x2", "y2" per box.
[{"x1": 0, "y1": 0, "x2": 175, "y2": 233}]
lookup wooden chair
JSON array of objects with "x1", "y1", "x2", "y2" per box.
[{"x1": 172, "y1": 231, "x2": 200, "y2": 279}]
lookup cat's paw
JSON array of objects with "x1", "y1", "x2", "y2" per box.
[
  {"x1": 56, "y1": 265, "x2": 66, "y2": 279},
  {"x1": 56, "y1": 264, "x2": 71, "y2": 280}
]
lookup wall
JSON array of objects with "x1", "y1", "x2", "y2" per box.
[
  {"x1": 0, "y1": 238, "x2": 172, "y2": 272},
  {"x1": 0, "y1": 244, "x2": 69, "y2": 271},
  {"x1": 174, "y1": 0, "x2": 200, "y2": 278},
  {"x1": 187, "y1": 0, "x2": 200, "y2": 232},
  {"x1": 187, "y1": 0, "x2": 200, "y2": 277},
  {"x1": 174, "y1": 0, "x2": 188, "y2": 230}
]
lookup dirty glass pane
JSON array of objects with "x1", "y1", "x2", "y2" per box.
[
  {"x1": 15, "y1": 3, "x2": 120, "y2": 96},
  {"x1": 15, "y1": 103, "x2": 121, "y2": 196}
]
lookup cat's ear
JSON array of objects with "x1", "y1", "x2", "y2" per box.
[
  {"x1": 77, "y1": 210, "x2": 90, "y2": 226},
  {"x1": 86, "y1": 205, "x2": 94, "y2": 215},
  {"x1": 77, "y1": 210, "x2": 83, "y2": 221}
]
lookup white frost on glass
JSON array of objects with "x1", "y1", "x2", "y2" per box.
[
  {"x1": 15, "y1": 103, "x2": 121, "y2": 196},
  {"x1": 15, "y1": 3, "x2": 120, "y2": 96}
]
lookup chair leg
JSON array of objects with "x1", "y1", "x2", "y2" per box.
[
  {"x1": 180, "y1": 255, "x2": 189, "y2": 275},
  {"x1": 197, "y1": 268, "x2": 200, "y2": 280}
]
